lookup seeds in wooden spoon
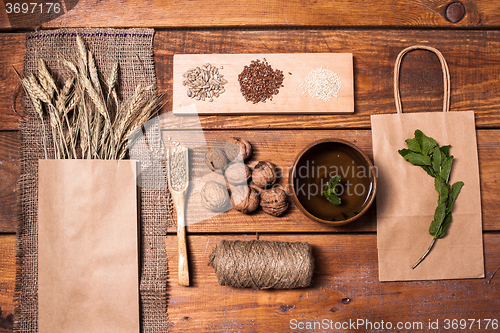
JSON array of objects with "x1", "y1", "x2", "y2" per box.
[{"x1": 170, "y1": 147, "x2": 187, "y2": 191}]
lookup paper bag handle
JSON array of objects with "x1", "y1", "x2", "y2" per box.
[{"x1": 394, "y1": 45, "x2": 450, "y2": 114}]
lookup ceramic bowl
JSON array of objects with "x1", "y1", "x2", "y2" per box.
[{"x1": 289, "y1": 138, "x2": 377, "y2": 226}]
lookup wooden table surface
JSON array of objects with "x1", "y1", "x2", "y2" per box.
[{"x1": 1, "y1": 1, "x2": 500, "y2": 332}]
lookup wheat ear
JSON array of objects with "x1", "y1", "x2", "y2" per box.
[
  {"x1": 88, "y1": 50, "x2": 102, "y2": 96},
  {"x1": 76, "y1": 35, "x2": 88, "y2": 76},
  {"x1": 115, "y1": 92, "x2": 164, "y2": 159},
  {"x1": 61, "y1": 55, "x2": 79, "y2": 75},
  {"x1": 12, "y1": 66, "x2": 48, "y2": 158},
  {"x1": 37, "y1": 59, "x2": 57, "y2": 99},
  {"x1": 28, "y1": 74, "x2": 51, "y2": 104},
  {"x1": 106, "y1": 62, "x2": 119, "y2": 107}
]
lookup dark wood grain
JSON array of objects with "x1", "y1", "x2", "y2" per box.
[
  {"x1": 3, "y1": 30, "x2": 500, "y2": 130},
  {"x1": 0, "y1": 0, "x2": 498, "y2": 29},
  {"x1": 1, "y1": 17, "x2": 500, "y2": 332},
  {"x1": 164, "y1": 233, "x2": 500, "y2": 332},
  {"x1": 1, "y1": 233, "x2": 498, "y2": 332},
  {"x1": 2, "y1": 128, "x2": 497, "y2": 234},
  {"x1": 0, "y1": 132, "x2": 19, "y2": 233},
  {"x1": 0, "y1": 34, "x2": 25, "y2": 131},
  {"x1": 154, "y1": 29, "x2": 500, "y2": 130},
  {"x1": 162, "y1": 129, "x2": 500, "y2": 234},
  {"x1": 0, "y1": 235, "x2": 15, "y2": 332}
]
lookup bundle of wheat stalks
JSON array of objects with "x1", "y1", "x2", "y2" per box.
[{"x1": 15, "y1": 35, "x2": 164, "y2": 160}]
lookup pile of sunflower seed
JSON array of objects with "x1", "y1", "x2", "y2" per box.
[{"x1": 182, "y1": 63, "x2": 227, "y2": 102}]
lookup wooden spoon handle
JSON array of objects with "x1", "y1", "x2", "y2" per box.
[{"x1": 176, "y1": 198, "x2": 189, "y2": 286}]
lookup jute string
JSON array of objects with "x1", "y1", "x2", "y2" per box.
[
  {"x1": 208, "y1": 240, "x2": 314, "y2": 290},
  {"x1": 394, "y1": 45, "x2": 451, "y2": 114}
]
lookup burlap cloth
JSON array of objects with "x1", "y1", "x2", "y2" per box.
[{"x1": 15, "y1": 28, "x2": 172, "y2": 332}]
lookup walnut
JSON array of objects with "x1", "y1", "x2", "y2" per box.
[
  {"x1": 260, "y1": 187, "x2": 288, "y2": 216},
  {"x1": 200, "y1": 181, "x2": 230, "y2": 212},
  {"x1": 230, "y1": 185, "x2": 260, "y2": 214},
  {"x1": 204, "y1": 146, "x2": 228, "y2": 173},
  {"x1": 225, "y1": 137, "x2": 252, "y2": 162},
  {"x1": 224, "y1": 162, "x2": 252, "y2": 185},
  {"x1": 252, "y1": 161, "x2": 276, "y2": 188}
]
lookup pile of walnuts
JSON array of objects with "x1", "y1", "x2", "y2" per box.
[{"x1": 200, "y1": 137, "x2": 288, "y2": 217}]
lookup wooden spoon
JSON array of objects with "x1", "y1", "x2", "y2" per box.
[{"x1": 167, "y1": 146, "x2": 190, "y2": 286}]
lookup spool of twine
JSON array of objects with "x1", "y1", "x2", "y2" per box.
[{"x1": 208, "y1": 240, "x2": 314, "y2": 289}]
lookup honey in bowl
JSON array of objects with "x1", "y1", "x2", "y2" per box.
[{"x1": 292, "y1": 140, "x2": 376, "y2": 224}]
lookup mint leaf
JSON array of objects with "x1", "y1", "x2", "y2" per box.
[
  {"x1": 429, "y1": 202, "x2": 446, "y2": 237},
  {"x1": 420, "y1": 165, "x2": 436, "y2": 177},
  {"x1": 323, "y1": 175, "x2": 341, "y2": 206},
  {"x1": 431, "y1": 146, "x2": 442, "y2": 175},
  {"x1": 447, "y1": 181, "x2": 464, "y2": 214},
  {"x1": 325, "y1": 175, "x2": 341, "y2": 188},
  {"x1": 414, "y1": 129, "x2": 425, "y2": 146},
  {"x1": 434, "y1": 176, "x2": 449, "y2": 206},
  {"x1": 398, "y1": 148, "x2": 412, "y2": 158},
  {"x1": 435, "y1": 213, "x2": 452, "y2": 239},
  {"x1": 400, "y1": 149, "x2": 434, "y2": 176},
  {"x1": 325, "y1": 192, "x2": 341, "y2": 205},
  {"x1": 403, "y1": 152, "x2": 431, "y2": 166},
  {"x1": 399, "y1": 130, "x2": 464, "y2": 268},
  {"x1": 440, "y1": 145, "x2": 451, "y2": 158},
  {"x1": 439, "y1": 155, "x2": 454, "y2": 183},
  {"x1": 415, "y1": 130, "x2": 438, "y2": 155},
  {"x1": 406, "y1": 138, "x2": 422, "y2": 153}
]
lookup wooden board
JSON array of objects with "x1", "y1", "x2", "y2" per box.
[
  {"x1": 0, "y1": 132, "x2": 19, "y2": 233},
  {"x1": 0, "y1": 0, "x2": 499, "y2": 29},
  {"x1": 1, "y1": 2, "x2": 500, "y2": 332},
  {"x1": 2, "y1": 233, "x2": 499, "y2": 332},
  {"x1": 4, "y1": 30, "x2": 500, "y2": 130},
  {"x1": 160, "y1": 129, "x2": 500, "y2": 234},
  {"x1": 2, "y1": 129, "x2": 500, "y2": 234},
  {"x1": 155, "y1": 29, "x2": 500, "y2": 130},
  {"x1": 164, "y1": 233, "x2": 500, "y2": 332},
  {"x1": 0, "y1": 234, "x2": 15, "y2": 332},
  {"x1": 173, "y1": 53, "x2": 354, "y2": 115}
]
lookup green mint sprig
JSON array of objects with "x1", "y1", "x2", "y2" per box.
[
  {"x1": 398, "y1": 130, "x2": 464, "y2": 269},
  {"x1": 323, "y1": 175, "x2": 342, "y2": 205}
]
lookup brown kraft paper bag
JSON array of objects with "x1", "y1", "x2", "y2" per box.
[
  {"x1": 38, "y1": 159, "x2": 140, "y2": 332},
  {"x1": 371, "y1": 46, "x2": 484, "y2": 281}
]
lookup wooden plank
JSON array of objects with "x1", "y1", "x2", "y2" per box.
[
  {"x1": 155, "y1": 29, "x2": 500, "y2": 130},
  {"x1": 2, "y1": 233, "x2": 498, "y2": 332},
  {"x1": 0, "y1": 235, "x2": 15, "y2": 333},
  {"x1": 1, "y1": 129, "x2": 499, "y2": 234},
  {"x1": 3, "y1": 30, "x2": 500, "y2": 130},
  {"x1": 0, "y1": 132, "x2": 19, "y2": 233},
  {"x1": 163, "y1": 129, "x2": 500, "y2": 233},
  {"x1": 162, "y1": 129, "x2": 376, "y2": 233},
  {"x1": 0, "y1": 0, "x2": 499, "y2": 29},
  {"x1": 472, "y1": 130, "x2": 500, "y2": 236},
  {"x1": 164, "y1": 233, "x2": 500, "y2": 332},
  {"x1": 0, "y1": 34, "x2": 26, "y2": 131},
  {"x1": 173, "y1": 53, "x2": 353, "y2": 115}
]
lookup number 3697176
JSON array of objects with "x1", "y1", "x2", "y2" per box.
[{"x1": 5, "y1": 2, "x2": 61, "y2": 14}]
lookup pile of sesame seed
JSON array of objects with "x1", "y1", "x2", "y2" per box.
[{"x1": 302, "y1": 67, "x2": 341, "y2": 101}]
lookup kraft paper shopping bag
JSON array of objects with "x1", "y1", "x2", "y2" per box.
[
  {"x1": 371, "y1": 46, "x2": 484, "y2": 281},
  {"x1": 38, "y1": 159, "x2": 140, "y2": 333}
]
